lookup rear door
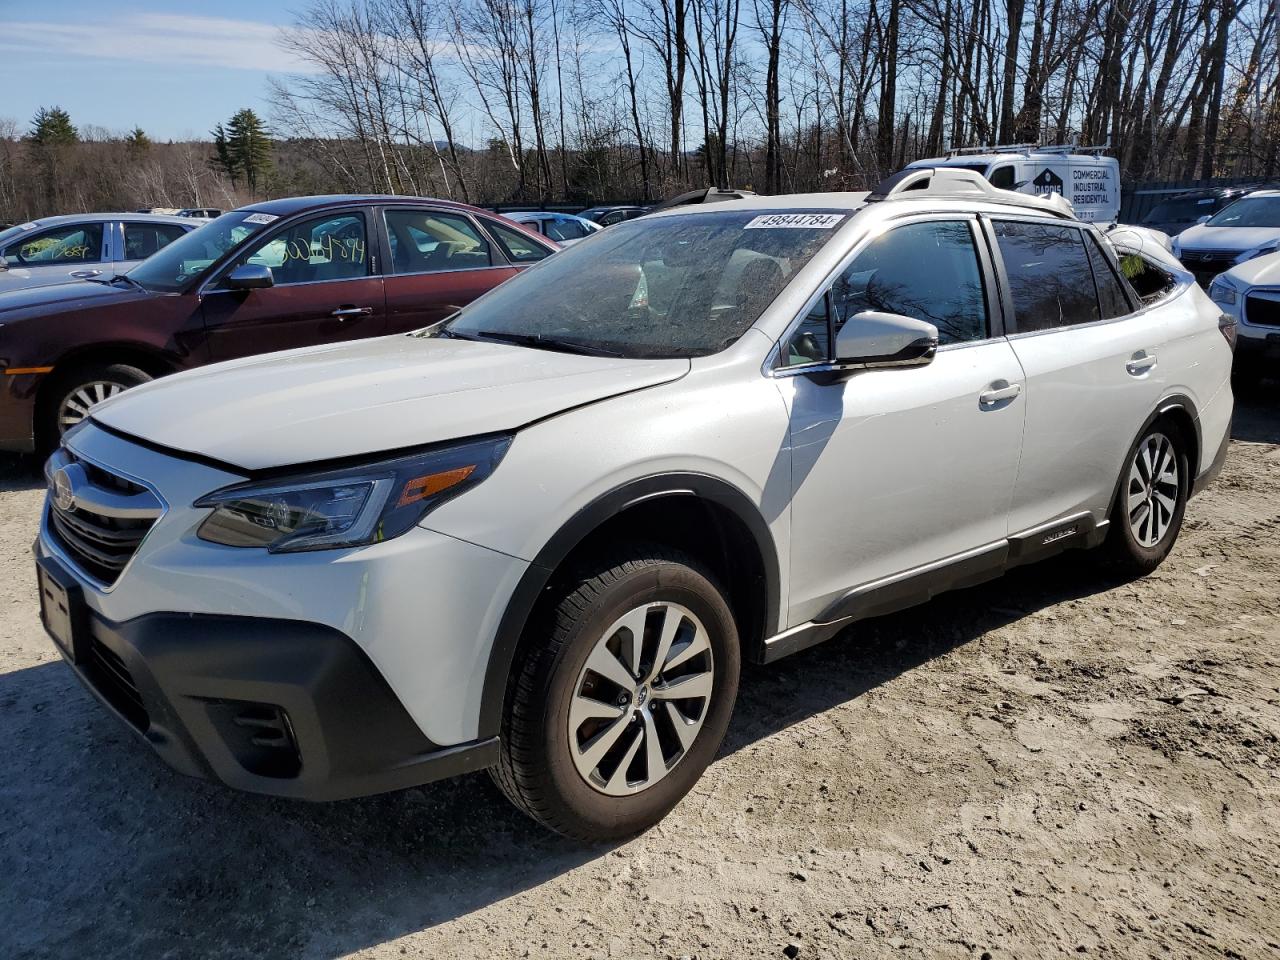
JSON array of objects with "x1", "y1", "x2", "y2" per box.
[
  {"x1": 989, "y1": 217, "x2": 1165, "y2": 534},
  {"x1": 200, "y1": 208, "x2": 386, "y2": 361},
  {"x1": 379, "y1": 207, "x2": 518, "y2": 332},
  {"x1": 118, "y1": 220, "x2": 191, "y2": 270}
]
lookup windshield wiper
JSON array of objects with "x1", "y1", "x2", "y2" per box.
[
  {"x1": 105, "y1": 273, "x2": 147, "y2": 292},
  {"x1": 467, "y1": 330, "x2": 624, "y2": 358}
]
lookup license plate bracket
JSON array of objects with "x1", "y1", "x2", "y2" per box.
[{"x1": 37, "y1": 556, "x2": 87, "y2": 663}]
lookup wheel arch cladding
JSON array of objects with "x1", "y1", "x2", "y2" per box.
[
  {"x1": 1107, "y1": 394, "x2": 1202, "y2": 518},
  {"x1": 477, "y1": 473, "x2": 780, "y2": 739}
]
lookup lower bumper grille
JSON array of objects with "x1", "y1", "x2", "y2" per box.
[{"x1": 86, "y1": 638, "x2": 148, "y2": 730}]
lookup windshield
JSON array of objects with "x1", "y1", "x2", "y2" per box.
[
  {"x1": 1206, "y1": 196, "x2": 1280, "y2": 228},
  {"x1": 1143, "y1": 196, "x2": 1219, "y2": 224},
  {"x1": 441, "y1": 209, "x2": 847, "y2": 358},
  {"x1": 126, "y1": 211, "x2": 273, "y2": 292}
]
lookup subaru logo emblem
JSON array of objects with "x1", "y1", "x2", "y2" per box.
[{"x1": 52, "y1": 467, "x2": 75, "y2": 512}]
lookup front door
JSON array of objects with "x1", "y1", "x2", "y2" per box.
[
  {"x1": 200, "y1": 210, "x2": 385, "y2": 361},
  {"x1": 380, "y1": 208, "x2": 518, "y2": 332},
  {"x1": 777, "y1": 217, "x2": 1026, "y2": 626}
]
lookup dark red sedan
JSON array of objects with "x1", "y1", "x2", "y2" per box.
[{"x1": 0, "y1": 195, "x2": 557, "y2": 452}]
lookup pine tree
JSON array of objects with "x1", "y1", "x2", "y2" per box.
[
  {"x1": 225, "y1": 109, "x2": 273, "y2": 194},
  {"x1": 27, "y1": 107, "x2": 77, "y2": 146},
  {"x1": 209, "y1": 122, "x2": 238, "y2": 186},
  {"x1": 126, "y1": 127, "x2": 151, "y2": 152}
]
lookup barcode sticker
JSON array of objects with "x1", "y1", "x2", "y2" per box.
[
  {"x1": 744, "y1": 213, "x2": 844, "y2": 230},
  {"x1": 243, "y1": 213, "x2": 279, "y2": 225}
]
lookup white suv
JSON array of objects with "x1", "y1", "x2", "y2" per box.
[{"x1": 34, "y1": 170, "x2": 1234, "y2": 840}]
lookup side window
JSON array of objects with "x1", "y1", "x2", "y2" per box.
[
  {"x1": 1084, "y1": 234, "x2": 1135, "y2": 319},
  {"x1": 484, "y1": 219, "x2": 552, "y2": 263},
  {"x1": 122, "y1": 222, "x2": 187, "y2": 261},
  {"x1": 993, "y1": 221, "x2": 1100, "y2": 332},
  {"x1": 830, "y1": 220, "x2": 988, "y2": 346},
  {"x1": 988, "y1": 166, "x2": 1016, "y2": 189},
  {"x1": 546, "y1": 217, "x2": 588, "y2": 242},
  {"x1": 784, "y1": 295, "x2": 832, "y2": 365},
  {"x1": 384, "y1": 210, "x2": 492, "y2": 274},
  {"x1": 599, "y1": 211, "x2": 626, "y2": 226},
  {"x1": 229, "y1": 213, "x2": 369, "y2": 286},
  {"x1": 4, "y1": 223, "x2": 104, "y2": 264}
]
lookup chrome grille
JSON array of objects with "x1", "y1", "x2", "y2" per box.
[
  {"x1": 1179, "y1": 249, "x2": 1240, "y2": 287},
  {"x1": 44, "y1": 448, "x2": 163, "y2": 588}
]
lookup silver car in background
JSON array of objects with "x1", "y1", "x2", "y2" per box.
[
  {"x1": 0, "y1": 214, "x2": 201, "y2": 293},
  {"x1": 502, "y1": 211, "x2": 602, "y2": 246}
]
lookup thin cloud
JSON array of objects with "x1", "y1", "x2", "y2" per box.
[{"x1": 0, "y1": 13, "x2": 321, "y2": 74}]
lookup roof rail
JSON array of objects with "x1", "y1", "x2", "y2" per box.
[
  {"x1": 944, "y1": 141, "x2": 1112, "y2": 158},
  {"x1": 866, "y1": 167, "x2": 1077, "y2": 218}
]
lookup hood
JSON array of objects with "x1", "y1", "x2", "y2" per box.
[
  {"x1": 1177, "y1": 224, "x2": 1280, "y2": 253},
  {"x1": 0, "y1": 277, "x2": 152, "y2": 318},
  {"x1": 1222, "y1": 249, "x2": 1280, "y2": 287},
  {"x1": 91, "y1": 334, "x2": 690, "y2": 470}
]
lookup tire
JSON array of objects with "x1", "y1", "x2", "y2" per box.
[
  {"x1": 1101, "y1": 418, "x2": 1189, "y2": 577},
  {"x1": 492, "y1": 544, "x2": 740, "y2": 841},
  {"x1": 39, "y1": 362, "x2": 152, "y2": 450}
]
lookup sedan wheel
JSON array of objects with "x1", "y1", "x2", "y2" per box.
[{"x1": 58, "y1": 380, "x2": 127, "y2": 432}]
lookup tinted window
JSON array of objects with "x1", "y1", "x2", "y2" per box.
[
  {"x1": 445, "y1": 210, "x2": 843, "y2": 358},
  {"x1": 1084, "y1": 235, "x2": 1133, "y2": 319},
  {"x1": 385, "y1": 210, "x2": 491, "y2": 274},
  {"x1": 784, "y1": 295, "x2": 831, "y2": 365},
  {"x1": 230, "y1": 213, "x2": 369, "y2": 286},
  {"x1": 546, "y1": 217, "x2": 589, "y2": 241},
  {"x1": 1142, "y1": 196, "x2": 1219, "y2": 225},
  {"x1": 122, "y1": 222, "x2": 187, "y2": 261},
  {"x1": 828, "y1": 220, "x2": 988, "y2": 346},
  {"x1": 3, "y1": 222, "x2": 103, "y2": 264},
  {"x1": 988, "y1": 166, "x2": 1016, "y2": 189},
  {"x1": 994, "y1": 221, "x2": 1100, "y2": 332},
  {"x1": 485, "y1": 219, "x2": 552, "y2": 263}
]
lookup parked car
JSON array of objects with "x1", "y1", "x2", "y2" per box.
[
  {"x1": 176, "y1": 208, "x2": 222, "y2": 219},
  {"x1": 1206, "y1": 249, "x2": 1280, "y2": 382},
  {"x1": 1172, "y1": 189, "x2": 1280, "y2": 287},
  {"x1": 0, "y1": 196, "x2": 555, "y2": 452},
  {"x1": 578, "y1": 205, "x2": 649, "y2": 226},
  {"x1": 905, "y1": 144, "x2": 1121, "y2": 223},
  {"x1": 34, "y1": 168, "x2": 1232, "y2": 841},
  {"x1": 1138, "y1": 184, "x2": 1270, "y2": 237},
  {"x1": 0, "y1": 214, "x2": 199, "y2": 294},
  {"x1": 650, "y1": 187, "x2": 757, "y2": 213},
  {"x1": 503, "y1": 211, "x2": 601, "y2": 246}
]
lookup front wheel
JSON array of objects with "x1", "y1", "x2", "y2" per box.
[
  {"x1": 492, "y1": 545, "x2": 740, "y2": 841},
  {"x1": 40, "y1": 362, "x2": 152, "y2": 449},
  {"x1": 1102, "y1": 420, "x2": 1189, "y2": 576}
]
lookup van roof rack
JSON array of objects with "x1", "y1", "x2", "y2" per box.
[
  {"x1": 866, "y1": 167, "x2": 1076, "y2": 218},
  {"x1": 944, "y1": 142, "x2": 1112, "y2": 158}
]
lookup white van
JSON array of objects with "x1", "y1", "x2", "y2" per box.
[{"x1": 906, "y1": 145, "x2": 1121, "y2": 224}]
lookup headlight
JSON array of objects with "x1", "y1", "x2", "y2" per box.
[
  {"x1": 1208, "y1": 277, "x2": 1238, "y2": 307},
  {"x1": 1236, "y1": 240, "x2": 1280, "y2": 264},
  {"x1": 194, "y1": 435, "x2": 512, "y2": 552}
]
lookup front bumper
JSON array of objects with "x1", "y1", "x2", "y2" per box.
[
  {"x1": 37, "y1": 549, "x2": 498, "y2": 800},
  {"x1": 1235, "y1": 329, "x2": 1280, "y2": 366}
]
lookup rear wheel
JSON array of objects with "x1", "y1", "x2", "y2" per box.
[
  {"x1": 40, "y1": 362, "x2": 152, "y2": 449},
  {"x1": 492, "y1": 545, "x2": 740, "y2": 841},
  {"x1": 1102, "y1": 421, "x2": 1188, "y2": 576}
]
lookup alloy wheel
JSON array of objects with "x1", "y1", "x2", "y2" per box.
[
  {"x1": 58, "y1": 380, "x2": 126, "y2": 433},
  {"x1": 567, "y1": 602, "x2": 715, "y2": 796},
  {"x1": 1126, "y1": 431, "x2": 1179, "y2": 548}
]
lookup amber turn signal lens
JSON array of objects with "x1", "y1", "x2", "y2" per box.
[{"x1": 396, "y1": 465, "x2": 477, "y2": 507}]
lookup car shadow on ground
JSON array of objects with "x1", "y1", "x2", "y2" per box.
[
  {"x1": 1230, "y1": 381, "x2": 1279, "y2": 444},
  {"x1": 1, "y1": 551, "x2": 1132, "y2": 959}
]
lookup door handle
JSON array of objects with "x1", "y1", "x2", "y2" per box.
[
  {"x1": 979, "y1": 381, "x2": 1022, "y2": 405},
  {"x1": 1126, "y1": 350, "x2": 1157, "y2": 375},
  {"x1": 70, "y1": 269, "x2": 102, "y2": 279},
  {"x1": 330, "y1": 306, "x2": 373, "y2": 319}
]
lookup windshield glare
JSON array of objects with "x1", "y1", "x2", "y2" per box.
[
  {"x1": 1206, "y1": 196, "x2": 1280, "y2": 228},
  {"x1": 442, "y1": 210, "x2": 847, "y2": 358},
  {"x1": 126, "y1": 211, "x2": 271, "y2": 292}
]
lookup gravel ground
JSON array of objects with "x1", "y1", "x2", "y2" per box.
[{"x1": 1, "y1": 395, "x2": 1277, "y2": 960}]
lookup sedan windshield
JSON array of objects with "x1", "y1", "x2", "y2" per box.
[
  {"x1": 1206, "y1": 196, "x2": 1280, "y2": 228},
  {"x1": 441, "y1": 210, "x2": 848, "y2": 358},
  {"x1": 126, "y1": 211, "x2": 273, "y2": 292}
]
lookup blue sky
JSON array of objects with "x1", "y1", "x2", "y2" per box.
[{"x1": 0, "y1": 1, "x2": 306, "y2": 140}]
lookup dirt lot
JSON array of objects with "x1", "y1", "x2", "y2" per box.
[{"x1": 1, "y1": 396, "x2": 1277, "y2": 960}]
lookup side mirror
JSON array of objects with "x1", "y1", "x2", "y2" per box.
[
  {"x1": 225, "y1": 263, "x2": 274, "y2": 290},
  {"x1": 0, "y1": 255, "x2": 8, "y2": 272},
  {"x1": 834, "y1": 310, "x2": 938, "y2": 369}
]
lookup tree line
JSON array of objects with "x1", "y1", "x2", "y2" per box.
[{"x1": 1, "y1": 0, "x2": 1276, "y2": 219}]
